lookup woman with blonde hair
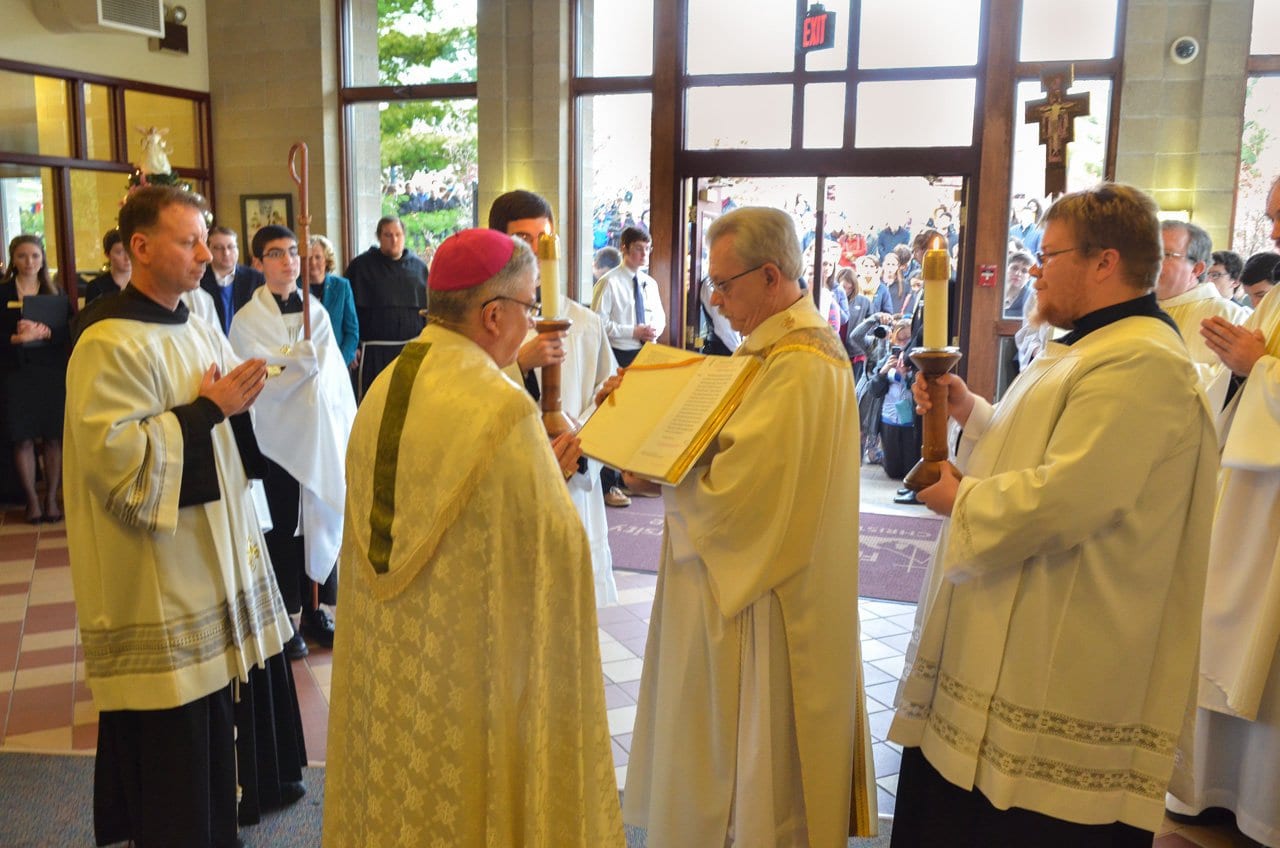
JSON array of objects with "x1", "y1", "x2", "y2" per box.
[{"x1": 305, "y1": 234, "x2": 359, "y2": 370}]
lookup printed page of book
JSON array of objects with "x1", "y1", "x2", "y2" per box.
[
  {"x1": 579, "y1": 343, "x2": 756, "y2": 484},
  {"x1": 627, "y1": 355, "x2": 754, "y2": 481},
  {"x1": 578, "y1": 344, "x2": 703, "y2": 474}
]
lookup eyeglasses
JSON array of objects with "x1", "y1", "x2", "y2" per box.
[
  {"x1": 482, "y1": 295, "x2": 540, "y2": 318},
  {"x1": 262, "y1": 247, "x2": 300, "y2": 260},
  {"x1": 1206, "y1": 271, "x2": 1229, "y2": 281},
  {"x1": 704, "y1": 264, "x2": 764, "y2": 295},
  {"x1": 1163, "y1": 251, "x2": 1188, "y2": 261},
  {"x1": 1035, "y1": 246, "x2": 1083, "y2": 266}
]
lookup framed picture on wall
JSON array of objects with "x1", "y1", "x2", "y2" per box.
[{"x1": 240, "y1": 194, "x2": 294, "y2": 241}]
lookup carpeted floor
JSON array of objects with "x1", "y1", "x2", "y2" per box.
[
  {"x1": 857, "y1": 511, "x2": 941, "y2": 604},
  {"x1": 605, "y1": 493, "x2": 666, "y2": 573},
  {"x1": 605, "y1": 493, "x2": 939, "y2": 605},
  {"x1": 625, "y1": 820, "x2": 894, "y2": 846},
  {"x1": 0, "y1": 751, "x2": 325, "y2": 847},
  {"x1": 0, "y1": 751, "x2": 891, "y2": 847}
]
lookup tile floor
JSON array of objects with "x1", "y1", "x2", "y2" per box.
[{"x1": 0, "y1": 466, "x2": 1267, "y2": 846}]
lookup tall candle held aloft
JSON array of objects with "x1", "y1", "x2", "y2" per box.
[
  {"x1": 537, "y1": 233, "x2": 560, "y2": 319},
  {"x1": 922, "y1": 245, "x2": 949, "y2": 349}
]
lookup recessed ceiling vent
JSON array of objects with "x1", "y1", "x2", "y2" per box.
[{"x1": 33, "y1": 0, "x2": 166, "y2": 39}]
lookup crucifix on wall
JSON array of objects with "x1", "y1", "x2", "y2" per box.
[{"x1": 1025, "y1": 65, "x2": 1090, "y2": 198}]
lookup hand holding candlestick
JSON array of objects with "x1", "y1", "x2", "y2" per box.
[{"x1": 903, "y1": 237, "x2": 962, "y2": 493}]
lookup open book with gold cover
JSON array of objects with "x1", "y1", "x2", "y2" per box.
[{"x1": 578, "y1": 343, "x2": 761, "y2": 486}]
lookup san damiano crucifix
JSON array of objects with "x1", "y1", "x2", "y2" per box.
[{"x1": 1025, "y1": 65, "x2": 1090, "y2": 198}]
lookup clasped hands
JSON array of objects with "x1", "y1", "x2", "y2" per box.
[
  {"x1": 1202, "y1": 316, "x2": 1266, "y2": 377},
  {"x1": 13, "y1": 319, "x2": 52, "y2": 344},
  {"x1": 199, "y1": 358, "x2": 268, "y2": 417}
]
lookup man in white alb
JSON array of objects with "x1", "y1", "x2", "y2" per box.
[
  {"x1": 229, "y1": 225, "x2": 356, "y2": 654},
  {"x1": 66, "y1": 185, "x2": 291, "y2": 848},
  {"x1": 616, "y1": 206, "x2": 877, "y2": 847},
  {"x1": 1166, "y1": 174, "x2": 1280, "y2": 848},
  {"x1": 889, "y1": 183, "x2": 1219, "y2": 847},
  {"x1": 1157, "y1": 220, "x2": 1249, "y2": 409}
]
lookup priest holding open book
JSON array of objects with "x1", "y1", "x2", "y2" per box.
[{"x1": 608, "y1": 206, "x2": 877, "y2": 845}]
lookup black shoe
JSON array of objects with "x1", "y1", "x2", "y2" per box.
[
  {"x1": 301, "y1": 608, "x2": 335, "y2": 650},
  {"x1": 894, "y1": 489, "x2": 923, "y2": 505},
  {"x1": 279, "y1": 780, "x2": 307, "y2": 806},
  {"x1": 1164, "y1": 807, "x2": 1234, "y2": 826},
  {"x1": 283, "y1": 629, "x2": 309, "y2": 660}
]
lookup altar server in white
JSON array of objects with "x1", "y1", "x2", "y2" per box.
[
  {"x1": 1167, "y1": 174, "x2": 1280, "y2": 847},
  {"x1": 490, "y1": 189, "x2": 620, "y2": 605},
  {"x1": 1157, "y1": 220, "x2": 1249, "y2": 410},
  {"x1": 230, "y1": 225, "x2": 356, "y2": 653},
  {"x1": 890, "y1": 183, "x2": 1219, "y2": 847},
  {"x1": 66, "y1": 185, "x2": 292, "y2": 847},
  {"x1": 617, "y1": 206, "x2": 877, "y2": 846}
]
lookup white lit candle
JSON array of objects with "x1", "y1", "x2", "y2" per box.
[
  {"x1": 922, "y1": 243, "x2": 949, "y2": 349},
  {"x1": 537, "y1": 233, "x2": 560, "y2": 319}
]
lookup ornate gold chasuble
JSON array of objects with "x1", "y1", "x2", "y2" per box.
[{"x1": 322, "y1": 325, "x2": 624, "y2": 847}]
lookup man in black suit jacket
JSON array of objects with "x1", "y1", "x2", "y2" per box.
[{"x1": 200, "y1": 226, "x2": 264, "y2": 334}]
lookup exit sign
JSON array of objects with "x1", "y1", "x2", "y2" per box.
[{"x1": 799, "y1": 7, "x2": 836, "y2": 52}]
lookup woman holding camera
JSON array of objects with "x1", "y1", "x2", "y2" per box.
[{"x1": 867, "y1": 320, "x2": 919, "y2": 480}]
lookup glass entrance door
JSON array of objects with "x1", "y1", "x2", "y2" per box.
[{"x1": 683, "y1": 175, "x2": 966, "y2": 355}]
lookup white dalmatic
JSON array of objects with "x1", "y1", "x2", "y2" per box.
[
  {"x1": 1197, "y1": 283, "x2": 1280, "y2": 720},
  {"x1": 1167, "y1": 284, "x2": 1280, "y2": 847},
  {"x1": 229, "y1": 286, "x2": 356, "y2": 583}
]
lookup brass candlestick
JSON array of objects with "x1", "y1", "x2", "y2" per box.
[
  {"x1": 535, "y1": 317, "x2": 577, "y2": 437},
  {"x1": 903, "y1": 347, "x2": 963, "y2": 492}
]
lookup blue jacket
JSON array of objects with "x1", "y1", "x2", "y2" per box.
[{"x1": 315, "y1": 273, "x2": 360, "y2": 365}]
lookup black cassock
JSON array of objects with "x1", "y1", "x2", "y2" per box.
[{"x1": 345, "y1": 246, "x2": 429, "y2": 398}]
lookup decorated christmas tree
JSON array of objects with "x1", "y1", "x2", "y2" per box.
[{"x1": 127, "y1": 126, "x2": 190, "y2": 191}]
